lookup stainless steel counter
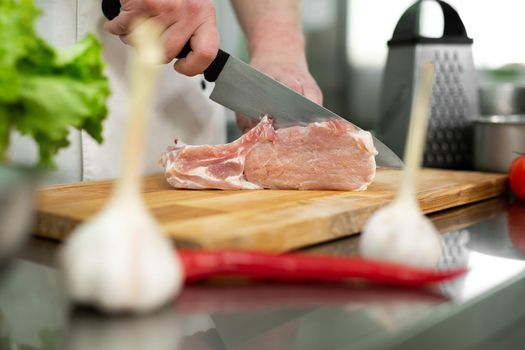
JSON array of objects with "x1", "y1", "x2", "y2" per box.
[{"x1": 1, "y1": 197, "x2": 525, "y2": 350}]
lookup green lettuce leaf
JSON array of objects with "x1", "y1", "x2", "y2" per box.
[{"x1": 0, "y1": 0, "x2": 110, "y2": 167}]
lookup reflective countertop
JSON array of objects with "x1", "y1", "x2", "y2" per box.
[{"x1": 1, "y1": 197, "x2": 525, "y2": 350}]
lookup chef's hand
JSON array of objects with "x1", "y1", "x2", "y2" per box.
[
  {"x1": 104, "y1": 0, "x2": 219, "y2": 76},
  {"x1": 231, "y1": 0, "x2": 323, "y2": 133},
  {"x1": 235, "y1": 58, "x2": 323, "y2": 133},
  {"x1": 251, "y1": 56, "x2": 323, "y2": 106}
]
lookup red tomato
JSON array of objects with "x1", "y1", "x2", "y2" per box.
[{"x1": 509, "y1": 155, "x2": 525, "y2": 200}]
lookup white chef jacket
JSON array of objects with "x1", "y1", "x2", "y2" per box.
[{"x1": 9, "y1": 0, "x2": 226, "y2": 184}]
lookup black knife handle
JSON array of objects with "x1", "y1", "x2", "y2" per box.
[
  {"x1": 101, "y1": 0, "x2": 229, "y2": 82},
  {"x1": 101, "y1": 0, "x2": 121, "y2": 21}
]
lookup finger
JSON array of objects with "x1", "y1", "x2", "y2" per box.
[
  {"x1": 173, "y1": 21, "x2": 219, "y2": 76},
  {"x1": 277, "y1": 76, "x2": 303, "y2": 96},
  {"x1": 236, "y1": 114, "x2": 259, "y2": 133},
  {"x1": 104, "y1": 10, "x2": 137, "y2": 36},
  {"x1": 160, "y1": 23, "x2": 193, "y2": 63},
  {"x1": 280, "y1": 73, "x2": 323, "y2": 105},
  {"x1": 118, "y1": 17, "x2": 165, "y2": 47},
  {"x1": 236, "y1": 114, "x2": 250, "y2": 133},
  {"x1": 119, "y1": 35, "x2": 130, "y2": 45},
  {"x1": 302, "y1": 80, "x2": 324, "y2": 105}
]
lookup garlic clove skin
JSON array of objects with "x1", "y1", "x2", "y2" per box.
[
  {"x1": 359, "y1": 200, "x2": 442, "y2": 269},
  {"x1": 60, "y1": 196, "x2": 183, "y2": 313}
]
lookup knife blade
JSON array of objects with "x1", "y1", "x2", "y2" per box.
[
  {"x1": 206, "y1": 53, "x2": 403, "y2": 168},
  {"x1": 102, "y1": 0, "x2": 403, "y2": 168}
]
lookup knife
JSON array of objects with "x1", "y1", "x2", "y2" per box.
[{"x1": 102, "y1": 0, "x2": 403, "y2": 168}]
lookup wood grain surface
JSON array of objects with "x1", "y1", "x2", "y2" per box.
[{"x1": 34, "y1": 168, "x2": 508, "y2": 251}]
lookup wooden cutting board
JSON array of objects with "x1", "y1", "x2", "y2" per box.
[{"x1": 34, "y1": 169, "x2": 507, "y2": 251}]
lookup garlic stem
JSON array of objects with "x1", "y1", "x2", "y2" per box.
[
  {"x1": 359, "y1": 63, "x2": 440, "y2": 268},
  {"x1": 114, "y1": 22, "x2": 163, "y2": 200},
  {"x1": 397, "y1": 63, "x2": 435, "y2": 204}
]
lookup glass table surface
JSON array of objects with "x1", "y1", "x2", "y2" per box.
[{"x1": 1, "y1": 197, "x2": 525, "y2": 350}]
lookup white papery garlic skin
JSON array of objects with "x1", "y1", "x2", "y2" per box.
[
  {"x1": 359, "y1": 199, "x2": 442, "y2": 268},
  {"x1": 60, "y1": 193, "x2": 183, "y2": 313}
]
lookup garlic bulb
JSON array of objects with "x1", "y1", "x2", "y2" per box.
[
  {"x1": 59, "y1": 193, "x2": 183, "y2": 313},
  {"x1": 359, "y1": 199, "x2": 442, "y2": 268},
  {"x1": 59, "y1": 21, "x2": 183, "y2": 313},
  {"x1": 359, "y1": 63, "x2": 441, "y2": 268}
]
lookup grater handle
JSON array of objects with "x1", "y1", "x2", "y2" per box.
[{"x1": 389, "y1": 0, "x2": 472, "y2": 45}]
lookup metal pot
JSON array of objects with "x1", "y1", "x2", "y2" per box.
[
  {"x1": 473, "y1": 82, "x2": 525, "y2": 173},
  {"x1": 479, "y1": 83, "x2": 525, "y2": 116},
  {"x1": 473, "y1": 115, "x2": 525, "y2": 173}
]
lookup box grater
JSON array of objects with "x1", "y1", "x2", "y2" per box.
[{"x1": 377, "y1": 0, "x2": 479, "y2": 169}]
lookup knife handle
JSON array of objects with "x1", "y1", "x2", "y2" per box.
[
  {"x1": 101, "y1": 0, "x2": 120, "y2": 21},
  {"x1": 101, "y1": 0, "x2": 229, "y2": 82}
]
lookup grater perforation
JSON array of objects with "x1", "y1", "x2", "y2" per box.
[{"x1": 378, "y1": 0, "x2": 478, "y2": 170}]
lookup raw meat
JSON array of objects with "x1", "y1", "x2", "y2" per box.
[
  {"x1": 245, "y1": 119, "x2": 377, "y2": 190},
  {"x1": 160, "y1": 116, "x2": 377, "y2": 190},
  {"x1": 160, "y1": 116, "x2": 276, "y2": 189}
]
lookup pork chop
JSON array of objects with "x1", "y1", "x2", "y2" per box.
[
  {"x1": 160, "y1": 116, "x2": 275, "y2": 190},
  {"x1": 160, "y1": 116, "x2": 377, "y2": 190},
  {"x1": 244, "y1": 119, "x2": 377, "y2": 190}
]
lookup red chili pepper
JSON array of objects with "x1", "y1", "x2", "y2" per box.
[{"x1": 178, "y1": 250, "x2": 467, "y2": 287}]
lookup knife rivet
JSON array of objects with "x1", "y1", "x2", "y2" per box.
[{"x1": 201, "y1": 79, "x2": 206, "y2": 90}]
